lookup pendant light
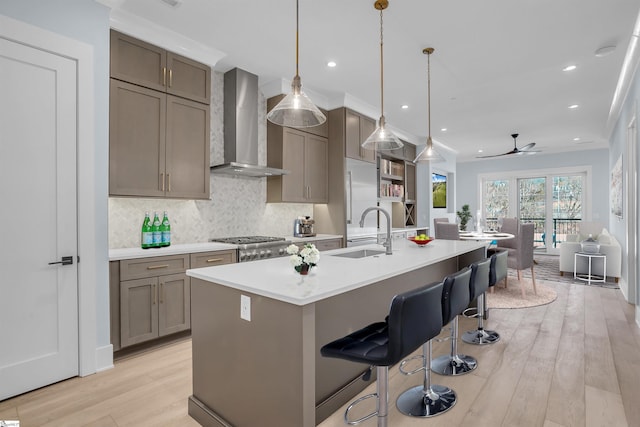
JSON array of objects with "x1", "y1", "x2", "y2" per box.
[
  {"x1": 361, "y1": 0, "x2": 403, "y2": 151},
  {"x1": 414, "y1": 47, "x2": 445, "y2": 163},
  {"x1": 266, "y1": 0, "x2": 326, "y2": 128}
]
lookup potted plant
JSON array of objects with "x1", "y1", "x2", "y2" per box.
[{"x1": 456, "y1": 204, "x2": 472, "y2": 231}]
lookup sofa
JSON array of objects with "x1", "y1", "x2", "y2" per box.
[{"x1": 559, "y1": 222, "x2": 621, "y2": 282}]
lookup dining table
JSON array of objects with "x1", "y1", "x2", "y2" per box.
[{"x1": 459, "y1": 231, "x2": 515, "y2": 242}]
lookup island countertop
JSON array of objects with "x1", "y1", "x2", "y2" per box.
[{"x1": 186, "y1": 238, "x2": 487, "y2": 306}]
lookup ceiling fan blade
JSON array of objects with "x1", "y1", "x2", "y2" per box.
[
  {"x1": 476, "y1": 133, "x2": 540, "y2": 159},
  {"x1": 476, "y1": 151, "x2": 511, "y2": 158}
]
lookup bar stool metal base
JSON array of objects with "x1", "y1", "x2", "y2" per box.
[
  {"x1": 461, "y1": 328, "x2": 500, "y2": 345},
  {"x1": 396, "y1": 384, "x2": 456, "y2": 417},
  {"x1": 431, "y1": 354, "x2": 477, "y2": 376}
]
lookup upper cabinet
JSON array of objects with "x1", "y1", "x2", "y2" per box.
[
  {"x1": 266, "y1": 96, "x2": 329, "y2": 204},
  {"x1": 109, "y1": 30, "x2": 211, "y2": 199},
  {"x1": 266, "y1": 127, "x2": 328, "y2": 203},
  {"x1": 110, "y1": 30, "x2": 210, "y2": 105},
  {"x1": 343, "y1": 109, "x2": 376, "y2": 163}
]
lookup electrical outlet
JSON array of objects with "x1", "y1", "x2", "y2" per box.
[{"x1": 240, "y1": 294, "x2": 251, "y2": 321}]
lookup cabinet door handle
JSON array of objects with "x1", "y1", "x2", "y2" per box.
[
  {"x1": 152, "y1": 284, "x2": 156, "y2": 305},
  {"x1": 167, "y1": 173, "x2": 171, "y2": 192},
  {"x1": 160, "y1": 172, "x2": 165, "y2": 191},
  {"x1": 162, "y1": 67, "x2": 167, "y2": 86},
  {"x1": 206, "y1": 258, "x2": 223, "y2": 263},
  {"x1": 147, "y1": 264, "x2": 169, "y2": 270},
  {"x1": 168, "y1": 69, "x2": 173, "y2": 87},
  {"x1": 159, "y1": 283, "x2": 164, "y2": 304}
]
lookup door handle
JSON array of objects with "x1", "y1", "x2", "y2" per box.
[{"x1": 48, "y1": 256, "x2": 73, "y2": 266}]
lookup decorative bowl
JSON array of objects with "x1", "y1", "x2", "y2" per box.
[{"x1": 408, "y1": 236, "x2": 434, "y2": 246}]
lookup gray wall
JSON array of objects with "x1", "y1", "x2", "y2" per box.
[
  {"x1": 608, "y1": 51, "x2": 640, "y2": 308},
  {"x1": 455, "y1": 148, "x2": 610, "y2": 223},
  {"x1": 0, "y1": 1, "x2": 112, "y2": 354}
]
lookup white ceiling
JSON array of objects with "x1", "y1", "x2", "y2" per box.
[{"x1": 105, "y1": 0, "x2": 640, "y2": 161}]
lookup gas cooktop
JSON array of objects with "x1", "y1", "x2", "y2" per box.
[{"x1": 210, "y1": 236, "x2": 286, "y2": 245}]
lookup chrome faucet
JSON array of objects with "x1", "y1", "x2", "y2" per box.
[{"x1": 359, "y1": 207, "x2": 392, "y2": 255}]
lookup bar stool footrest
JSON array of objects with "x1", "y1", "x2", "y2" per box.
[{"x1": 344, "y1": 393, "x2": 378, "y2": 425}]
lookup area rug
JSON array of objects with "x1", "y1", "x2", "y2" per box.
[{"x1": 486, "y1": 278, "x2": 557, "y2": 309}]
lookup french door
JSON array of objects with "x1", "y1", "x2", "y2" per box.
[{"x1": 482, "y1": 169, "x2": 587, "y2": 255}]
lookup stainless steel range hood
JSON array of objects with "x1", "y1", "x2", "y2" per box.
[{"x1": 211, "y1": 68, "x2": 289, "y2": 177}]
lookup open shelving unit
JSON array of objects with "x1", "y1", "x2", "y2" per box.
[{"x1": 378, "y1": 152, "x2": 417, "y2": 228}]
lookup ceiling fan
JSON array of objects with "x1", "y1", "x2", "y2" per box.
[{"x1": 477, "y1": 133, "x2": 540, "y2": 158}]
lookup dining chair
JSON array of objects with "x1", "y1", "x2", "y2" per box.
[{"x1": 434, "y1": 222, "x2": 460, "y2": 240}]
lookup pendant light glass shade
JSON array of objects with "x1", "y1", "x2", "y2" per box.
[
  {"x1": 266, "y1": 0, "x2": 326, "y2": 128},
  {"x1": 361, "y1": 0, "x2": 403, "y2": 151},
  {"x1": 414, "y1": 136, "x2": 445, "y2": 163},
  {"x1": 363, "y1": 116, "x2": 402, "y2": 150},
  {"x1": 414, "y1": 47, "x2": 444, "y2": 163}
]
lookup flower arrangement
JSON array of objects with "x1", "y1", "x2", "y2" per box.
[{"x1": 287, "y1": 243, "x2": 320, "y2": 275}]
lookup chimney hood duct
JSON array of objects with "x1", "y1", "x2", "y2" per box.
[{"x1": 210, "y1": 68, "x2": 289, "y2": 177}]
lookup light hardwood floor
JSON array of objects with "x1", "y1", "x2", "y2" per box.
[{"x1": 1, "y1": 281, "x2": 638, "y2": 427}]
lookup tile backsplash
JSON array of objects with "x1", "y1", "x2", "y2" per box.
[{"x1": 108, "y1": 71, "x2": 313, "y2": 249}]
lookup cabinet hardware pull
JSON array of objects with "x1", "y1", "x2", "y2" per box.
[
  {"x1": 147, "y1": 264, "x2": 169, "y2": 270},
  {"x1": 160, "y1": 283, "x2": 164, "y2": 303},
  {"x1": 169, "y1": 69, "x2": 173, "y2": 87},
  {"x1": 152, "y1": 284, "x2": 156, "y2": 305},
  {"x1": 167, "y1": 173, "x2": 171, "y2": 192},
  {"x1": 206, "y1": 258, "x2": 223, "y2": 263},
  {"x1": 160, "y1": 172, "x2": 165, "y2": 191},
  {"x1": 162, "y1": 67, "x2": 167, "y2": 86}
]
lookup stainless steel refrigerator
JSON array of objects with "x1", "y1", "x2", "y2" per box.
[{"x1": 345, "y1": 158, "x2": 379, "y2": 246}]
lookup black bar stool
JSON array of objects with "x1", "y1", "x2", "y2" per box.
[
  {"x1": 321, "y1": 281, "x2": 444, "y2": 427},
  {"x1": 396, "y1": 286, "x2": 457, "y2": 418},
  {"x1": 462, "y1": 257, "x2": 500, "y2": 345},
  {"x1": 431, "y1": 267, "x2": 478, "y2": 376}
]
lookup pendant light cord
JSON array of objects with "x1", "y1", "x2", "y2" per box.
[
  {"x1": 295, "y1": 0, "x2": 299, "y2": 78},
  {"x1": 379, "y1": 7, "x2": 384, "y2": 122}
]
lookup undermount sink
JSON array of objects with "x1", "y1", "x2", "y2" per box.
[{"x1": 331, "y1": 249, "x2": 386, "y2": 259}]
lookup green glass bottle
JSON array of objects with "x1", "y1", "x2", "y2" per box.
[
  {"x1": 141, "y1": 212, "x2": 153, "y2": 249},
  {"x1": 160, "y1": 211, "x2": 171, "y2": 247},
  {"x1": 151, "y1": 212, "x2": 162, "y2": 248}
]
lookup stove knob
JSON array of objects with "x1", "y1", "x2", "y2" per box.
[
  {"x1": 259, "y1": 250, "x2": 265, "y2": 258},
  {"x1": 265, "y1": 249, "x2": 272, "y2": 257},
  {"x1": 252, "y1": 250, "x2": 259, "y2": 259}
]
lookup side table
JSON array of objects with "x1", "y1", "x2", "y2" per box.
[{"x1": 574, "y1": 252, "x2": 606, "y2": 285}]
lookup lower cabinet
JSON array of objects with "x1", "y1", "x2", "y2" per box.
[
  {"x1": 111, "y1": 249, "x2": 236, "y2": 351},
  {"x1": 120, "y1": 272, "x2": 190, "y2": 347}
]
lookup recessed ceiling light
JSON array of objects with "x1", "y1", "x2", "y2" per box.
[
  {"x1": 327, "y1": 61, "x2": 337, "y2": 68},
  {"x1": 573, "y1": 137, "x2": 581, "y2": 141},
  {"x1": 441, "y1": 128, "x2": 447, "y2": 132},
  {"x1": 563, "y1": 65, "x2": 577, "y2": 72},
  {"x1": 401, "y1": 104, "x2": 409, "y2": 109},
  {"x1": 568, "y1": 104, "x2": 579, "y2": 109},
  {"x1": 595, "y1": 45, "x2": 616, "y2": 57},
  {"x1": 478, "y1": 149, "x2": 483, "y2": 153}
]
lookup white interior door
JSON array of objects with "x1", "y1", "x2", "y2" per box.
[{"x1": 0, "y1": 36, "x2": 79, "y2": 400}]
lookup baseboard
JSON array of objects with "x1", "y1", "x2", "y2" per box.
[
  {"x1": 95, "y1": 344, "x2": 114, "y2": 373},
  {"x1": 636, "y1": 305, "x2": 640, "y2": 330}
]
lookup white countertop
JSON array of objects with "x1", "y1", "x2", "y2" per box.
[
  {"x1": 109, "y1": 242, "x2": 238, "y2": 261},
  {"x1": 187, "y1": 238, "x2": 486, "y2": 306},
  {"x1": 109, "y1": 235, "x2": 343, "y2": 261}
]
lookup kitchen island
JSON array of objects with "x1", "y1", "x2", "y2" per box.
[{"x1": 186, "y1": 238, "x2": 486, "y2": 427}]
